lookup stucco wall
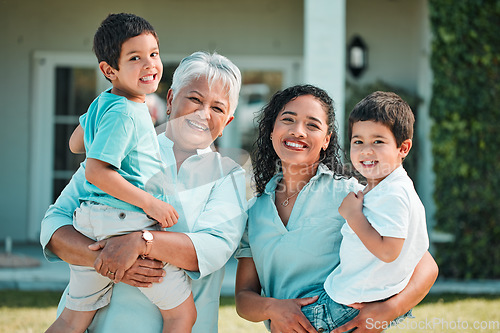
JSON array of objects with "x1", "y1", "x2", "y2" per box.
[
  {"x1": 346, "y1": 0, "x2": 425, "y2": 92},
  {"x1": 0, "y1": 0, "x2": 303, "y2": 241},
  {"x1": 0, "y1": 0, "x2": 433, "y2": 242}
]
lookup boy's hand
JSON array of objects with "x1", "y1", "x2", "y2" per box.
[
  {"x1": 338, "y1": 190, "x2": 364, "y2": 223},
  {"x1": 143, "y1": 197, "x2": 179, "y2": 228}
]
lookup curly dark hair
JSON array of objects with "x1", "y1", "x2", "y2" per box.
[{"x1": 252, "y1": 84, "x2": 347, "y2": 195}]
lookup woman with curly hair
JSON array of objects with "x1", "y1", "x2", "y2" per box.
[{"x1": 235, "y1": 84, "x2": 438, "y2": 333}]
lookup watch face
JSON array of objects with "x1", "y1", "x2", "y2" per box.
[{"x1": 143, "y1": 231, "x2": 153, "y2": 241}]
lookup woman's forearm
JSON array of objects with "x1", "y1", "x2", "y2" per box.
[
  {"x1": 235, "y1": 257, "x2": 271, "y2": 322},
  {"x1": 386, "y1": 251, "x2": 438, "y2": 317},
  {"x1": 148, "y1": 230, "x2": 198, "y2": 271},
  {"x1": 46, "y1": 225, "x2": 98, "y2": 267},
  {"x1": 236, "y1": 289, "x2": 276, "y2": 322}
]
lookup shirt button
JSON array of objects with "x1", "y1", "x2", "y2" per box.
[{"x1": 119, "y1": 212, "x2": 126, "y2": 219}]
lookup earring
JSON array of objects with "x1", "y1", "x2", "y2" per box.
[
  {"x1": 218, "y1": 133, "x2": 223, "y2": 138},
  {"x1": 270, "y1": 134, "x2": 273, "y2": 141}
]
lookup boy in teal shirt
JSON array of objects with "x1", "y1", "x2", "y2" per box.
[{"x1": 46, "y1": 13, "x2": 195, "y2": 333}]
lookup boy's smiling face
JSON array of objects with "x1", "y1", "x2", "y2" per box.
[
  {"x1": 102, "y1": 32, "x2": 163, "y2": 103},
  {"x1": 350, "y1": 120, "x2": 411, "y2": 189}
]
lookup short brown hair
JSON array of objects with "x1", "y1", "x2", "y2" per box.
[{"x1": 348, "y1": 91, "x2": 415, "y2": 147}]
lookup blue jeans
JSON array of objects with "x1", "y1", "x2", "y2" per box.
[
  {"x1": 301, "y1": 292, "x2": 358, "y2": 333},
  {"x1": 301, "y1": 291, "x2": 413, "y2": 333}
]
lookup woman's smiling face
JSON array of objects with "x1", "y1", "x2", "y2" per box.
[
  {"x1": 271, "y1": 94, "x2": 331, "y2": 169},
  {"x1": 165, "y1": 76, "x2": 233, "y2": 153}
]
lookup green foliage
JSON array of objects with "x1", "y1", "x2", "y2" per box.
[{"x1": 429, "y1": 0, "x2": 500, "y2": 278}]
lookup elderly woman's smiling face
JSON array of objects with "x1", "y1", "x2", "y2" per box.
[{"x1": 165, "y1": 76, "x2": 234, "y2": 153}]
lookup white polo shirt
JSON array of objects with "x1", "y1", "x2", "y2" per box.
[{"x1": 324, "y1": 166, "x2": 429, "y2": 304}]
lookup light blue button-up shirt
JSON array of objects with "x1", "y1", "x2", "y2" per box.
[
  {"x1": 236, "y1": 164, "x2": 361, "y2": 301},
  {"x1": 40, "y1": 134, "x2": 248, "y2": 333}
]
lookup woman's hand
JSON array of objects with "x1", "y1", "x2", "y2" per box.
[
  {"x1": 330, "y1": 301, "x2": 396, "y2": 333},
  {"x1": 268, "y1": 297, "x2": 319, "y2": 333},
  {"x1": 236, "y1": 257, "x2": 318, "y2": 333},
  {"x1": 89, "y1": 232, "x2": 144, "y2": 282},
  {"x1": 120, "y1": 257, "x2": 166, "y2": 288}
]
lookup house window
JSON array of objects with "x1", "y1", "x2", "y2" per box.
[{"x1": 52, "y1": 67, "x2": 96, "y2": 201}]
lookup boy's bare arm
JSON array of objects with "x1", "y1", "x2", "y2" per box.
[
  {"x1": 69, "y1": 124, "x2": 86, "y2": 154},
  {"x1": 339, "y1": 191, "x2": 404, "y2": 262},
  {"x1": 85, "y1": 158, "x2": 178, "y2": 228}
]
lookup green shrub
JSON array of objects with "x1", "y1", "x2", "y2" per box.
[{"x1": 429, "y1": 0, "x2": 500, "y2": 278}]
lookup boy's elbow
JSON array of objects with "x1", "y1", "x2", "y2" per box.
[
  {"x1": 426, "y1": 251, "x2": 439, "y2": 281},
  {"x1": 69, "y1": 140, "x2": 85, "y2": 154},
  {"x1": 69, "y1": 145, "x2": 80, "y2": 154},
  {"x1": 84, "y1": 162, "x2": 99, "y2": 184},
  {"x1": 379, "y1": 250, "x2": 401, "y2": 263},
  {"x1": 380, "y1": 254, "x2": 398, "y2": 263}
]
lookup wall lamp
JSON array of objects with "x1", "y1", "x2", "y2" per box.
[{"x1": 348, "y1": 35, "x2": 368, "y2": 78}]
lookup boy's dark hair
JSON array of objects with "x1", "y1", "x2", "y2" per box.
[
  {"x1": 253, "y1": 84, "x2": 347, "y2": 195},
  {"x1": 93, "y1": 13, "x2": 159, "y2": 70},
  {"x1": 348, "y1": 91, "x2": 415, "y2": 147}
]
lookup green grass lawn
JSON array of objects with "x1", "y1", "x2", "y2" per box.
[{"x1": 1, "y1": 291, "x2": 499, "y2": 332}]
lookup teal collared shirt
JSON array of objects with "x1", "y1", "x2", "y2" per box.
[
  {"x1": 40, "y1": 134, "x2": 248, "y2": 333},
  {"x1": 236, "y1": 164, "x2": 361, "y2": 301}
]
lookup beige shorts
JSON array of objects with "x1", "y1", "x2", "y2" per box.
[{"x1": 65, "y1": 201, "x2": 191, "y2": 311}]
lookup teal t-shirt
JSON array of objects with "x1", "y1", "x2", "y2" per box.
[{"x1": 80, "y1": 89, "x2": 165, "y2": 212}]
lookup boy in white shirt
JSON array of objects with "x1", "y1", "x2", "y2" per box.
[{"x1": 302, "y1": 91, "x2": 429, "y2": 331}]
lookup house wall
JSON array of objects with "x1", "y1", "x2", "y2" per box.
[
  {"x1": 0, "y1": 0, "x2": 433, "y2": 243},
  {"x1": 346, "y1": 0, "x2": 425, "y2": 91},
  {"x1": 345, "y1": 0, "x2": 435, "y2": 228},
  {"x1": 0, "y1": 0, "x2": 303, "y2": 242}
]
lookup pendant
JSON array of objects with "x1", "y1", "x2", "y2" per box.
[{"x1": 282, "y1": 198, "x2": 290, "y2": 207}]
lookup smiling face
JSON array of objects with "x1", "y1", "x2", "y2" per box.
[
  {"x1": 271, "y1": 94, "x2": 331, "y2": 170},
  {"x1": 350, "y1": 120, "x2": 411, "y2": 190},
  {"x1": 103, "y1": 32, "x2": 163, "y2": 103},
  {"x1": 165, "y1": 76, "x2": 233, "y2": 154}
]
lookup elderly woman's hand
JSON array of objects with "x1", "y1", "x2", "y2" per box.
[
  {"x1": 89, "y1": 232, "x2": 145, "y2": 282},
  {"x1": 120, "y1": 257, "x2": 166, "y2": 287}
]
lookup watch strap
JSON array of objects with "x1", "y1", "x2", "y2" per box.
[{"x1": 141, "y1": 230, "x2": 153, "y2": 259}]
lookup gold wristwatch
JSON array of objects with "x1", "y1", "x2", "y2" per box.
[{"x1": 141, "y1": 230, "x2": 153, "y2": 259}]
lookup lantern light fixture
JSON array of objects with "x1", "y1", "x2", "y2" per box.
[{"x1": 348, "y1": 35, "x2": 368, "y2": 78}]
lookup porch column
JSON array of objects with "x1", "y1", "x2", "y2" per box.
[{"x1": 304, "y1": 0, "x2": 346, "y2": 146}]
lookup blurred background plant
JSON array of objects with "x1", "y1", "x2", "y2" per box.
[{"x1": 429, "y1": 0, "x2": 500, "y2": 279}]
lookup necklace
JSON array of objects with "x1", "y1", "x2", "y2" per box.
[{"x1": 281, "y1": 189, "x2": 300, "y2": 207}]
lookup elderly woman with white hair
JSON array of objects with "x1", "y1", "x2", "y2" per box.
[{"x1": 40, "y1": 51, "x2": 247, "y2": 333}]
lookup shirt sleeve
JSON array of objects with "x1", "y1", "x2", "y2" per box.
[
  {"x1": 39, "y1": 164, "x2": 87, "y2": 262},
  {"x1": 234, "y1": 197, "x2": 256, "y2": 259},
  {"x1": 364, "y1": 185, "x2": 410, "y2": 239},
  {"x1": 86, "y1": 109, "x2": 137, "y2": 169},
  {"x1": 184, "y1": 166, "x2": 248, "y2": 280}
]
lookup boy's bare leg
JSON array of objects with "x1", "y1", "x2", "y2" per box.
[
  {"x1": 45, "y1": 308, "x2": 96, "y2": 333},
  {"x1": 160, "y1": 293, "x2": 197, "y2": 333}
]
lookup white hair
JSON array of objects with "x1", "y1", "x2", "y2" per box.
[{"x1": 170, "y1": 51, "x2": 242, "y2": 115}]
